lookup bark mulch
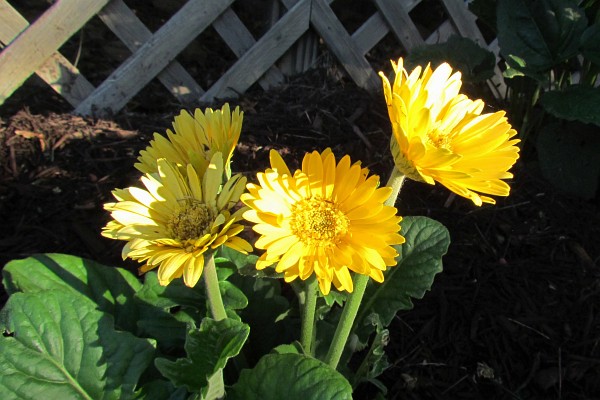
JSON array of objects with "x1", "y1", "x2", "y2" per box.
[{"x1": 1, "y1": 69, "x2": 599, "y2": 399}]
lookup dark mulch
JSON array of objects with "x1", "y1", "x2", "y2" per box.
[{"x1": 1, "y1": 67, "x2": 599, "y2": 399}]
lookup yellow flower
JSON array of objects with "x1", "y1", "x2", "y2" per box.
[
  {"x1": 241, "y1": 149, "x2": 405, "y2": 295},
  {"x1": 380, "y1": 58, "x2": 520, "y2": 206},
  {"x1": 102, "y1": 153, "x2": 252, "y2": 287},
  {"x1": 135, "y1": 103, "x2": 243, "y2": 179}
]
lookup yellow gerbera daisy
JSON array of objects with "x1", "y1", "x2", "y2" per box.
[
  {"x1": 102, "y1": 153, "x2": 252, "y2": 287},
  {"x1": 135, "y1": 103, "x2": 243, "y2": 179},
  {"x1": 380, "y1": 58, "x2": 520, "y2": 206},
  {"x1": 241, "y1": 148, "x2": 405, "y2": 295}
]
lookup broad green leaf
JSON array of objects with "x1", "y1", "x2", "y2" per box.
[
  {"x1": 537, "y1": 122, "x2": 600, "y2": 199},
  {"x1": 541, "y1": 86, "x2": 600, "y2": 126},
  {"x1": 155, "y1": 318, "x2": 249, "y2": 397},
  {"x1": 581, "y1": 23, "x2": 600, "y2": 65},
  {"x1": 272, "y1": 342, "x2": 303, "y2": 355},
  {"x1": 2, "y1": 253, "x2": 142, "y2": 332},
  {"x1": 356, "y1": 216, "x2": 449, "y2": 339},
  {"x1": 133, "y1": 380, "x2": 188, "y2": 400},
  {"x1": 0, "y1": 290, "x2": 155, "y2": 400},
  {"x1": 218, "y1": 246, "x2": 281, "y2": 278},
  {"x1": 135, "y1": 271, "x2": 205, "y2": 349},
  {"x1": 214, "y1": 256, "x2": 237, "y2": 280},
  {"x1": 135, "y1": 270, "x2": 204, "y2": 309},
  {"x1": 497, "y1": 0, "x2": 587, "y2": 73},
  {"x1": 135, "y1": 306, "x2": 195, "y2": 351},
  {"x1": 229, "y1": 353, "x2": 353, "y2": 400},
  {"x1": 201, "y1": 370, "x2": 226, "y2": 400},
  {"x1": 468, "y1": 0, "x2": 497, "y2": 33},
  {"x1": 219, "y1": 280, "x2": 248, "y2": 311},
  {"x1": 408, "y1": 36, "x2": 496, "y2": 82},
  {"x1": 229, "y1": 275, "x2": 293, "y2": 364}
]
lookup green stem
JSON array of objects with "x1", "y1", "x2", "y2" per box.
[
  {"x1": 300, "y1": 276, "x2": 318, "y2": 355},
  {"x1": 324, "y1": 273, "x2": 369, "y2": 368},
  {"x1": 324, "y1": 168, "x2": 405, "y2": 369},
  {"x1": 384, "y1": 168, "x2": 407, "y2": 208},
  {"x1": 203, "y1": 254, "x2": 227, "y2": 321}
]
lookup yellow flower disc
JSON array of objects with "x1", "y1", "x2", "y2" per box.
[
  {"x1": 241, "y1": 148, "x2": 405, "y2": 295},
  {"x1": 380, "y1": 58, "x2": 521, "y2": 206}
]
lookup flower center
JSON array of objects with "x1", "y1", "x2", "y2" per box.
[
  {"x1": 427, "y1": 129, "x2": 452, "y2": 150},
  {"x1": 289, "y1": 197, "x2": 349, "y2": 245},
  {"x1": 167, "y1": 200, "x2": 212, "y2": 241}
]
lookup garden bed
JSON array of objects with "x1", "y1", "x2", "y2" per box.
[{"x1": 1, "y1": 66, "x2": 599, "y2": 398}]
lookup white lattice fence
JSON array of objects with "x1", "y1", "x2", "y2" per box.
[{"x1": 0, "y1": 0, "x2": 504, "y2": 117}]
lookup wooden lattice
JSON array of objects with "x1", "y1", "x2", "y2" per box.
[{"x1": 0, "y1": 0, "x2": 505, "y2": 117}]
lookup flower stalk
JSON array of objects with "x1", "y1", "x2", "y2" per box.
[
  {"x1": 203, "y1": 254, "x2": 227, "y2": 321},
  {"x1": 300, "y1": 276, "x2": 318, "y2": 354},
  {"x1": 325, "y1": 169, "x2": 405, "y2": 369}
]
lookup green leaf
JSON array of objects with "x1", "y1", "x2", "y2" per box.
[
  {"x1": 323, "y1": 290, "x2": 347, "y2": 307},
  {"x1": 135, "y1": 270, "x2": 204, "y2": 309},
  {"x1": 229, "y1": 353, "x2": 353, "y2": 400},
  {"x1": 497, "y1": 0, "x2": 587, "y2": 73},
  {"x1": 219, "y1": 281, "x2": 248, "y2": 311},
  {"x1": 229, "y1": 275, "x2": 293, "y2": 364},
  {"x1": 134, "y1": 271, "x2": 205, "y2": 349},
  {"x1": 351, "y1": 314, "x2": 389, "y2": 394},
  {"x1": 2, "y1": 253, "x2": 142, "y2": 333},
  {"x1": 155, "y1": 318, "x2": 249, "y2": 396},
  {"x1": 133, "y1": 380, "x2": 188, "y2": 400},
  {"x1": 536, "y1": 121, "x2": 600, "y2": 199},
  {"x1": 214, "y1": 257, "x2": 238, "y2": 280},
  {"x1": 581, "y1": 23, "x2": 600, "y2": 65},
  {"x1": 218, "y1": 246, "x2": 281, "y2": 278},
  {"x1": 541, "y1": 86, "x2": 600, "y2": 126},
  {"x1": 356, "y1": 216, "x2": 449, "y2": 339},
  {"x1": 468, "y1": 0, "x2": 498, "y2": 33},
  {"x1": 272, "y1": 342, "x2": 303, "y2": 355},
  {"x1": 0, "y1": 290, "x2": 155, "y2": 400},
  {"x1": 408, "y1": 35, "x2": 497, "y2": 82}
]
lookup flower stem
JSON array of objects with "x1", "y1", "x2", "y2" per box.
[
  {"x1": 203, "y1": 254, "x2": 227, "y2": 321},
  {"x1": 325, "y1": 168, "x2": 406, "y2": 369},
  {"x1": 385, "y1": 168, "x2": 406, "y2": 207},
  {"x1": 300, "y1": 276, "x2": 318, "y2": 355},
  {"x1": 325, "y1": 273, "x2": 369, "y2": 368}
]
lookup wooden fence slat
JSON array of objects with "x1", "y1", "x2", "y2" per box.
[
  {"x1": 440, "y1": 0, "x2": 486, "y2": 46},
  {"x1": 201, "y1": 0, "x2": 310, "y2": 102},
  {"x1": 98, "y1": 0, "x2": 205, "y2": 102},
  {"x1": 0, "y1": 1, "x2": 29, "y2": 41},
  {"x1": 439, "y1": 0, "x2": 506, "y2": 95},
  {"x1": 75, "y1": 0, "x2": 235, "y2": 116},
  {"x1": 0, "y1": 0, "x2": 110, "y2": 105},
  {"x1": 212, "y1": 7, "x2": 285, "y2": 90},
  {"x1": 0, "y1": 0, "x2": 512, "y2": 111},
  {"x1": 299, "y1": 0, "x2": 380, "y2": 92},
  {"x1": 0, "y1": 1, "x2": 95, "y2": 106},
  {"x1": 374, "y1": 0, "x2": 424, "y2": 50},
  {"x1": 351, "y1": 12, "x2": 389, "y2": 56},
  {"x1": 425, "y1": 19, "x2": 455, "y2": 44}
]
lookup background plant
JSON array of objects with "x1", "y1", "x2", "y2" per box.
[
  {"x1": 470, "y1": 0, "x2": 600, "y2": 199},
  {"x1": 404, "y1": 0, "x2": 600, "y2": 199}
]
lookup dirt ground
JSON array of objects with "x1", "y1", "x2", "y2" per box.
[
  {"x1": 2, "y1": 68, "x2": 600, "y2": 399},
  {"x1": 2, "y1": 1, "x2": 600, "y2": 395}
]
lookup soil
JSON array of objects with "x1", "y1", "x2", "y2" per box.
[{"x1": 2, "y1": 3, "x2": 600, "y2": 398}]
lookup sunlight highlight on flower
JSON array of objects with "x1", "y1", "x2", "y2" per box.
[
  {"x1": 102, "y1": 153, "x2": 252, "y2": 287},
  {"x1": 135, "y1": 103, "x2": 243, "y2": 179},
  {"x1": 380, "y1": 58, "x2": 520, "y2": 206},
  {"x1": 241, "y1": 148, "x2": 405, "y2": 295}
]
